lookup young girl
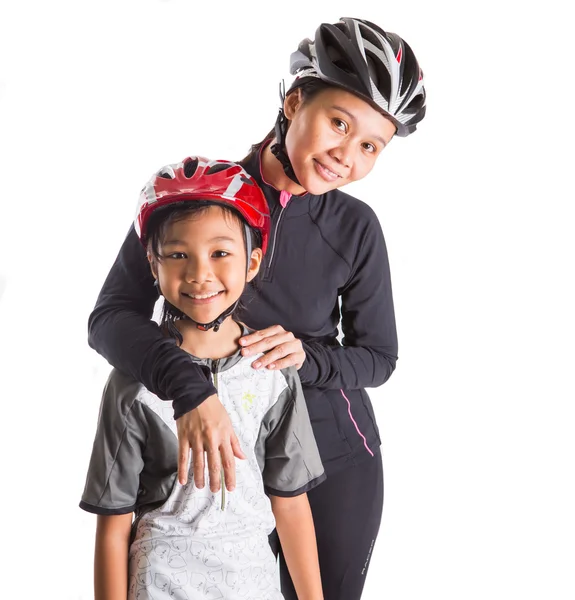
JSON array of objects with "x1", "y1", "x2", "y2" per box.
[
  {"x1": 88, "y1": 17, "x2": 426, "y2": 600},
  {"x1": 80, "y1": 157, "x2": 325, "y2": 600}
]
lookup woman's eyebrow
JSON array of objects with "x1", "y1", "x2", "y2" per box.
[{"x1": 331, "y1": 104, "x2": 388, "y2": 148}]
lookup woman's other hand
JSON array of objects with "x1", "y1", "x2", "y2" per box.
[{"x1": 240, "y1": 325, "x2": 306, "y2": 370}]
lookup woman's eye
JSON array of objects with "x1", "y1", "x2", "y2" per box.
[
  {"x1": 212, "y1": 250, "x2": 229, "y2": 258},
  {"x1": 332, "y1": 118, "x2": 348, "y2": 132}
]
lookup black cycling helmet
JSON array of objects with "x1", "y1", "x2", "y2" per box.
[
  {"x1": 291, "y1": 17, "x2": 426, "y2": 135},
  {"x1": 271, "y1": 17, "x2": 426, "y2": 183}
]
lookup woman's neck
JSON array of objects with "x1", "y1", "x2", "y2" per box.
[
  {"x1": 261, "y1": 141, "x2": 306, "y2": 195},
  {"x1": 176, "y1": 318, "x2": 243, "y2": 360}
]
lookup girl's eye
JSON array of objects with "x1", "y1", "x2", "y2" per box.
[
  {"x1": 332, "y1": 118, "x2": 348, "y2": 132},
  {"x1": 212, "y1": 250, "x2": 229, "y2": 258},
  {"x1": 165, "y1": 252, "x2": 186, "y2": 259},
  {"x1": 362, "y1": 142, "x2": 377, "y2": 153}
]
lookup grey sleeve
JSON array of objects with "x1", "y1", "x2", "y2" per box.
[
  {"x1": 257, "y1": 366, "x2": 326, "y2": 497},
  {"x1": 79, "y1": 370, "x2": 146, "y2": 515}
]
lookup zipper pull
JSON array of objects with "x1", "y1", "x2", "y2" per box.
[{"x1": 210, "y1": 359, "x2": 226, "y2": 511}]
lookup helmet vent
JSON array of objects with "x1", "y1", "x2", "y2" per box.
[
  {"x1": 183, "y1": 157, "x2": 199, "y2": 178},
  {"x1": 206, "y1": 163, "x2": 232, "y2": 176},
  {"x1": 240, "y1": 176, "x2": 254, "y2": 186}
]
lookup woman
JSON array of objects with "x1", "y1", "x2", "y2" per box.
[{"x1": 88, "y1": 17, "x2": 426, "y2": 600}]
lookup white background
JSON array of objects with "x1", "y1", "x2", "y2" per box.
[{"x1": 1, "y1": 1, "x2": 574, "y2": 598}]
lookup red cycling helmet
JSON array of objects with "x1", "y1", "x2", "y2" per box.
[{"x1": 135, "y1": 156, "x2": 271, "y2": 254}]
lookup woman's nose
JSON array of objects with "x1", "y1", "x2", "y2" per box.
[{"x1": 329, "y1": 142, "x2": 352, "y2": 169}]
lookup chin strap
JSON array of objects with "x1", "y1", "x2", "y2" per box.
[
  {"x1": 194, "y1": 300, "x2": 240, "y2": 332},
  {"x1": 270, "y1": 80, "x2": 301, "y2": 187}
]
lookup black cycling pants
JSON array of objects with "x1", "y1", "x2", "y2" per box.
[{"x1": 270, "y1": 449, "x2": 384, "y2": 600}]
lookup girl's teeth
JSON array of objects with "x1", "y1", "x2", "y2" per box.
[{"x1": 191, "y1": 292, "x2": 219, "y2": 299}]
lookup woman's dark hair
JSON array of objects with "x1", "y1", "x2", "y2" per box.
[
  {"x1": 146, "y1": 201, "x2": 262, "y2": 344},
  {"x1": 239, "y1": 79, "x2": 332, "y2": 166}
]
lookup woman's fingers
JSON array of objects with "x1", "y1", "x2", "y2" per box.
[
  {"x1": 175, "y1": 394, "x2": 241, "y2": 491},
  {"x1": 240, "y1": 325, "x2": 288, "y2": 352},
  {"x1": 241, "y1": 331, "x2": 295, "y2": 358},
  {"x1": 178, "y1": 437, "x2": 193, "y2": 486},
  {"x1": 239, "y1": 326, "x2": 306, "y2": 370},
  {"x1": 253, "y1": 340, "x2": 305, "y2": 369}
]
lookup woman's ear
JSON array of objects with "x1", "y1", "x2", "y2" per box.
[
  {"x1": 283, "y1": 88, "x2": 303, "y2": 120},
  {"x1": 246, "y1": 248, "x2": 263, "y2": 282}
]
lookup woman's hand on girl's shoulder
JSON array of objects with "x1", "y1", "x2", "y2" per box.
[{"x1": 240, "y1": 325, "x2": 306, "y2": 371}]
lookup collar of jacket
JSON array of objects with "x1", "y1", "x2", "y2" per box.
[
  {"x1": 184, "y1": 323, "x2": 255, "y2": 373},
  {"x1": 244, "y1": 142, "x2": 314, "y2": 218}
]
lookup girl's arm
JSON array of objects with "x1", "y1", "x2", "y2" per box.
[
  {"x1": 271, "y1": 494, "x2": 323, "y2": 600},
  {"x1": 94, "y1": 514, "x2": 133, "y2": 600}
]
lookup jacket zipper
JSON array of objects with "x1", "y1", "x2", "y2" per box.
[
  {"x1": 211, "y1": 359, "x2": 225, "y2": 511},
  {"x1": 263, "y1": 205, "x2": 285, "y2": 281}
]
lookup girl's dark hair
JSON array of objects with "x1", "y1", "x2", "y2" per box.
[
  {"x1": 239, "y1": 79, "x2": 332, "y2": 166},
  {"x1": 147, "y1": 201, "x2": 262, "y2": 344}
]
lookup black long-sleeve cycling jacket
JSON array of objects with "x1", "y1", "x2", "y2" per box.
[{"x1": 88, "y1": 149, "x2": 398, "y2": 475}]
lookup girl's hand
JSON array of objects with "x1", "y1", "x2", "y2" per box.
[{"x1": 239, "y1": 325, "x2": 306, "y2": 370}]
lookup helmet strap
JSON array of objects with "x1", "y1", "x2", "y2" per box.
[
  {"x1": 195, "y1": 299, "x2": 240, "y2": 333},
  {"x1": 270, "y1": 80, "x2": 301, "y2": 187}
]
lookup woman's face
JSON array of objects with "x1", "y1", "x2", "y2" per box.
[{"x1": 284, "y1": 86, "x2": 397, "y2": 195}]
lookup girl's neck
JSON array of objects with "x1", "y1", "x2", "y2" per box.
[
  {"x1": 176, "y1": 317, "x2": 243, "y2": 361},
  {"x1": 261, "y1": 141, "x2": 306, "y2": 195}
]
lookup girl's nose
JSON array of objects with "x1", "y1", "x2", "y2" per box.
[{"x1": 184, "y1": 257, "x2": 212, "y2": 283}]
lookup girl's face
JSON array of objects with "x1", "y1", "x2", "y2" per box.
[
  {"x1": 149, "y1": 206, "x2": 262, "y2": 326},
  {"x1": 284, "y1": 86, "x2": 397, "y2": 195}
]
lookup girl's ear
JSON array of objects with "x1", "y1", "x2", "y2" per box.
[
  {"x1": 147, "y1": 251, "x2": 159, "y2": 281},
  {"x1": 283, "y1": 88, "x2": 303, "y2": 120},
  {"x1": 246, "y1": 248, "x2": 263, "y2": 283}
]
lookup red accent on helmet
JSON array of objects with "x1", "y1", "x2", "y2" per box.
[
  {"x1": 396, "y1": 46, "x2": 402, "y2": 63},
  {"x1": 136, "y1": 157, "x2": 271, "y2": 254}
]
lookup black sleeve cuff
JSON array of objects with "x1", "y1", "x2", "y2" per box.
[
  {"x1": 297, "y1": 345, "x2": 319, "y2": 386},
  {"x1": 265, "y1": 471, "x2": 327, "y2": 498},
  {"x1": 79, "y1": 500, "x2": 136, "y2": 516}
]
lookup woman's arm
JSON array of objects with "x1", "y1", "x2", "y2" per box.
[
  {"x1": 94, "y1": 514, "x2": 133, "y2": 600},
  {"x1": 88, "y1": 225, "x2": 217, "y2": 417},
  {"x1": 241, "y1": 216, "x2": 398, "y2": 389},
  {"x1": 271, "y1": 494, "x2": 324, "y2": 600}
]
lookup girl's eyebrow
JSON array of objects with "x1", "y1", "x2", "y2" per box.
[
  {"x1": 162, "y1": 239, "x2": 187, "y2": 246},
  {"x1": 163, "y1": 236, "x2": 237, "y2": 246},
  {"x1": 331, "y1": 104, "x2": 388, "y2": 148}
]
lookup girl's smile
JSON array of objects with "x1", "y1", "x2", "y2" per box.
[{"x1": 181, "y1": 290, "x2": 225, "y2": 303}]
